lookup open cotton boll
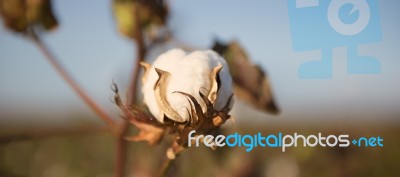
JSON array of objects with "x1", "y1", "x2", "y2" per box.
[{"x1": 142, "y1": 48, "x2": 233, "y2": 123}]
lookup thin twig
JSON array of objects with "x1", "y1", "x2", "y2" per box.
[{"x1": 28, "y1": 30, "x2": 117, "y2": 130}]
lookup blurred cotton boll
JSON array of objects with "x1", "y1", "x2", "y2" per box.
[{"x1": 141, "y1": 48, "x2": 234, "y2": 123}]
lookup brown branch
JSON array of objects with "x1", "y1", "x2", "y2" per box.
[
  {"x1": 114, "y1": 3, "x2": 147, "y2": 176},
  {"x1": 114, "y1": 54, "x2": 144, "y2": 177},
  {"x1": 28, "y1": 31, "x2": 117, "y2": 130},
  {"x1": 114, "y1": 43, "x2": 145, "y2": 177},
  {"x1": 158, "y1": 158, "x2": 174, "y2": 177}
]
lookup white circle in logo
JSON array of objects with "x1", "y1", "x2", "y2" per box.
[{"x1": 328, "y1": 0, "x2": 370, "y2": 35}]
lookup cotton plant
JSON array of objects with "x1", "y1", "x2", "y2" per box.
[
  {"x1": 113, "y1": 48, "x2": 235, "y2": 158},
  {"x1": 0, "y1": 0, "x2": 280, "y2": 176}
]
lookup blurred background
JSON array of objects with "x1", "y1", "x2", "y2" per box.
[{"x1": 0, "y1": 0, "x2": 399, "y2": 177}]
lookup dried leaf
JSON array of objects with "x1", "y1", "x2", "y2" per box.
[
  {"x1": 112, "y1": 82, "x2": 165, "y2": 145},
  {"x1": 126, "y1": 118, "x2": 164, "y2": 145},
  {"x1": 212, "y1": 40, "x2": 279, "y2": 114}
]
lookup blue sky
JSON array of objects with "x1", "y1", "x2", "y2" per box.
[{"x1": 0, "y1": 0, "x2": 399, "y2": 126}]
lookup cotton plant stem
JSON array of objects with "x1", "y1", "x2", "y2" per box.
[
  {"x1": 29, "y1": 31, "x2": 117, "y2": 130},
  {"x1": 114, "y1": 42, "x2": 145, "y2": 177},
  {"x1": 158, "y1": 158, "x2": 174, "y2": 177},
  {"x1": 113, "y1": 2, "x2": 148, "y2": 176},
  {"x1": 114, "y1": 49, "x2": 144, "y2": 177}
]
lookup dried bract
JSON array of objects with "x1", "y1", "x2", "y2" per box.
[{"x1": 114, "y1": 49, "x2": 234, "y2": 157}]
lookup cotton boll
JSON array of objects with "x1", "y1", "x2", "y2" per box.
[{"x1": 142, "y1": 48, "x2": 233, "y2": 123}]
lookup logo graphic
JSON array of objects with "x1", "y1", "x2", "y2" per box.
[
  {"x1": 287, "y1": 0, "x2": 382, "y2": 79},
  {"x1": 188, "y1": 130, "x2": 384, "y2": 152}
]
